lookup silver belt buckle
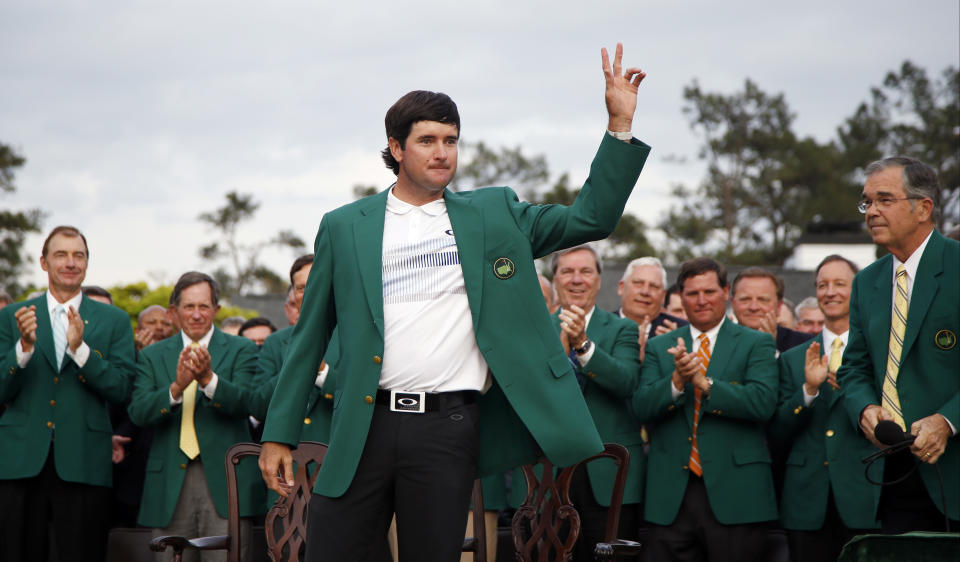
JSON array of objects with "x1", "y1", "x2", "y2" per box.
[{"x1": 390, "y1": 390, "x2": 426, "y2": 414}]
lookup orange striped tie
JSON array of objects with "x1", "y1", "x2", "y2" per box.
[{"x1": 689, "y1": 334, "x2": 710, "y2": 476}]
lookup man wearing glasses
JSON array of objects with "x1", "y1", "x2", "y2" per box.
[{"x1": 839, "y1": 157, "x2": 959, "y2": 533}]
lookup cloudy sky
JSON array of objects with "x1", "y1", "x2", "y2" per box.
[{"x1": 2, "y1": 0, "x2": 958, "y2": 292}]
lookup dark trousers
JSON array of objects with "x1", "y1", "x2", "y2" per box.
[
  {"x1": 568, "y1": 463, "x2": 640, "y2": 561},
  {"x1": 645, "y1": 475, "x2": 767, "y2": 562},
  {"x1": 879, "y1": 449, "x2": 958, "y2": 534},
  {"x1": 787, "y1": 492, "x2": 872, "y2": 562},
  {"x1": 0, "y1": 444, "x2": 111, "y2": 562},
  {"x1": 306, "y1": 400, "x2": 480, "y2": 562}
]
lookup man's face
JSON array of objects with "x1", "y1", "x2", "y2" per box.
[
  {"x1": 390, "y1": 120, "x2": 459, "y2": 198},
  {"x1": 617, "y1": 264, "x2": 665, "y2": 322},
  {"x1": 140, "y1": 307, "x2": 173, "y2": 340},
  {"x1": 665, "y1": 292, "x2": 686, "y2": 319},
  {"x1": 816, "y1": 260, "x2": 855, "y2": 323},
  {"x1": 241, "y1": 325, "x2": 272, "y2": 347},
  {"x1": 862, "y1": 166, "x2": 928, "y2": 250},
  {"x1": 554, "y1": 249, "x2": 601, "y2": 311},
  {"x1": 731, "y1": 276, "x2": 779, "y2": 330},
  {"x1": 681, "y1": 271, "x2": 729, "y2": 332},
  {"x1": 171, "y1": 283, "x2": 220, "y2": 342},
  {"x1": 292, "y1": 263, "x2": 313, "y2": 311},
  {"x1": 796, "y1": 307, "x2": 825, "y2": 334},
  {"x1": 40, "y1": 234, "x2": 88, "y2": 295}
]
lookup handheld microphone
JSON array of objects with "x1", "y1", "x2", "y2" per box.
[{"x1": 875, "y1": 420, "x2": 915, "y2": 447}]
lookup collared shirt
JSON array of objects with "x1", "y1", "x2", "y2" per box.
[
  {"x1": 168, "y1": 326, "x2": 219, "y2": 405},
  {"x1": 16, "y1": 291, "x2": 90, "y2": 368},
  {"x1": 890, "y1": 229, "x2": 933, "y2": 309},
  {"x1": 379, "y1": 187, "x2": 489, "y2": 393},
  {"x1": 670, "y1": 317, "x2": 725, "y2": 400},
  {"x1": 802, "y1": 327, "x2": 848, "y2": 406}
]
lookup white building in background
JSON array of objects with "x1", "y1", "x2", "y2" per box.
[{"x1": 785, "y1": 223, "x2": 877, "y2": 271}]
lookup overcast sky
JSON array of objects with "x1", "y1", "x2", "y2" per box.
[{"x1": 2, "y1": 0, "x2": 958, "y2": 293}]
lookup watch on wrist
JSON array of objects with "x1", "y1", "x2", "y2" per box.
[
  {"x1": 574, "y1": 340, "x2": 593, "y2": 355},
  {"x1": 704, "y1": 376, "x2": 714, "y2": 396}
]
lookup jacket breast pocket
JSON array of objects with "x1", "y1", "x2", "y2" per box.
[{"x1": 733, "y1": 446, "x2": 771, "y2": 466}]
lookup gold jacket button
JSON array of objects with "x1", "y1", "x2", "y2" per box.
[
  {"x1": 161, "y1": 408, "x2": 168, "y2": 415},
  {"x1": 324, "y1": 393, "x2": 333, "y2": 400},
  {"x1": 53, "y1": 377, "x2": 59, "y2": 384},
  {"x1": 364, "y1": 395, "x2": 374, "y2": 404},
  {"x1": 180, "y1": 463, "x2": 188, "y2": 470},
  {"x1": 682, "y1": 465, "x2": 689, "y2": 471},
  {"x1": 668, "y1": 405, "x2": 676, "y2": 411},
  {"x1": 373, "y1": 356, "x2": 382, "y2": 364},
  {"x1": 304, "y1": 417, "x2": 312, "y2": 425},
  {"x1": 824, "y1": 461, "x2": 830, "y2": 467},
  {"x1": 826, "y1": 429, "x2": 835, "y2": 437},
  {"x1": 78, "y1": 376, "x2": 86, "y2": 383},
  {"x1": 46, "y1": 421, "x2": 54, "y2": 428},
  {"x1": 213, "y1": 403, "x2": 221, "y2": 408},
  {"x1": 50, "y1": 400, "x2": 56, "y2": 407}
]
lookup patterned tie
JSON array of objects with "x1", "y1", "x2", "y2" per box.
[
  {"x1": 179, "y1": 343, "x2": 201, "y2": 459},
  {"x1": 53, "y1": 304, "x2": 67, "y2": 370},
  {"x1": 881, "y1": 266, "x2": 908, "y2": 430},
  {"x1": 689, "y1": 334, "x2": 710, "y2": 477},
  {"x1": 828, "y1": 337, "x2": 844, "y2": 374}
]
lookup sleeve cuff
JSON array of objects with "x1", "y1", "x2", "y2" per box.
[
  {"x1": 66, "y1": 342, "x2": 90, "y2": 368},
  {"x1": 200, "y1": 373, "x2": 219, "y2": 399},
  {"x1": 15, "y1": 339, "x2": 32, "y2": 368},
  {"x1": 316, "y1": 363, "x2": 330, "y2": 389},
  {"x1": 606, "y1": 130, "x2": 633, "y2": 142},
  {"x1": 802, "y1": 384, "x2": 819, "y2": 407}
]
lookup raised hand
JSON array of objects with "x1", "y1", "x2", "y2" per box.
[
  {"x1": 65, "y1": 305, "x2": 85, "y2": 352},
  {"x1": 601, "y1": 43, "x2": 646, "y2": 133},
  {"x1": 803, "y1": 342, "x2": 828, "y2": 395},
  {"x1": 14, "y1": 305, "x2": 38, "y2": 351}
]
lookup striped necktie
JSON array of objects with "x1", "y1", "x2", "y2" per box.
[
  {"x1": 689, "y1": 333, "x2": 710, "y2": 477},
  {"x1": 53, "y1": 304, "x2": 67, "y2": 370},
  {"x1": 881, "y1": 265, "x2": 908, "y2": 430}
]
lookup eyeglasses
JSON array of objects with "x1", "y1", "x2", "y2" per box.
[{"x1": 857, "y1": 196, "x2": 924, "y2": 214}]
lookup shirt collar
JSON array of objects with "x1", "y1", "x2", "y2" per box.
[
  {"x1": 821, "y1": 326, "x2": 848, "y2": 353},
  {"x1": 386, "y1": 186, "x2": 447, "y2": 217},
  {"x1": 892, "y1": 229, "x2": 933, "y2": 284},
  {"x1": 689, "y1": 316, "x2": 725, "y2": 350},
  {"x1": 46, "y1": 290, "x2": 83, "y2": 314},
  {"x1": 181, "y1": 326, "x2": 215, "y2": 348}
]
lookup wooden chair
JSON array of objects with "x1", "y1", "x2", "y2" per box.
[
  {"x1": 511, "y1": 443, "x2": 641, "y2": 561},
  {"x1": 151, "y1": 441, "x2": 328, "y2": 562},
  {"x1": 151, "y1": 441, "x2": 486, "y2": 562}
]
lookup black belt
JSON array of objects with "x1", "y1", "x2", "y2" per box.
[{"x1": 375, "y1": 389, "x2": 478, "y2": 413}]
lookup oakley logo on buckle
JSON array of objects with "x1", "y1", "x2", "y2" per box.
[{"x1": 390, "y1": 391, "x2": 426, "y2": 414}]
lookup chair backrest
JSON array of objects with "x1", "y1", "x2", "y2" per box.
[
  {"x1": 462, "y1": 479, "x2": 488, "y2": 562},
  {"x1": 224, "y1": 441, "x2": 329, "y2": 562},
  {"x1": 511, "y1": 443, "x2": 629, "y2": 562}
]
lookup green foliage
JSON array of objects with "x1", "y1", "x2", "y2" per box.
[
  {"x1": 198, "y1": 191, "x2": 308, "y2": 297},
  {"x1": 450, "y1": 142, "x2": 550, "y2": 200},
  {"x1": 353, "y1": 184, "x2": 379, "y2": 199},
  {"x1": 0, "y1": 143, "x2": 45, "y2": 295}
]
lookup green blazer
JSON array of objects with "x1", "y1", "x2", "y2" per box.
[
  {"x1": 839, "y1": 230, "x2": 960, "y2": 520},
  {"x1": 552, "y1": 307, "x2": 644, "y2": 506},
  {"x1": 128, "y1": 329, "x2": 263, "y2": 527},
  {"x1": 633, "y1": 320, "x2": 779, "y2": 525},
  {"x1": 249, "y1": 325, "x2": 339, "y2": 443},
  {"x1": 772, "y1": 335, "x2": 880, "y2": 530},
  {"x1": 0, "y1": 294, "x2": 136, "y2": 487},
  {"x1": 262, "y1": 134, "x2": 651, "y2": 498}
]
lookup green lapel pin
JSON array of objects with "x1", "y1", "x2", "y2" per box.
[{"x1": 493, "y1": 257, "x2": 516, "y2": 279}]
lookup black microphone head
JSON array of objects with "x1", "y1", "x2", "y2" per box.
[{"x1": 875, "y1": 419, "x2": 913, "y2": 446}]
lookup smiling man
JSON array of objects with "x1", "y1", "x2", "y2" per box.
[
  {"x1": 633, "y1": 257, "x2": 778, "y2": 561},
  {"x1": 0, "y1": 226, "x2": 136, "y2": 562},
  {"x1": 618, "y1": 256, "x2": 688, "y2": 340},
  {"x1": 259, "y1": 44, "x2": 651, "y2": 562},
  {"x1": 731, "y1": 268, "x2": 814, "y2": 354},
  {"x1": 839, "y1": 157, "x2": 959, "y2": 533}
]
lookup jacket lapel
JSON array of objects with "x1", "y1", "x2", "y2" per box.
[
  {"x1": 35, "y1": 296, "x2": 59, "y2": 371},
  {"x1": 901, "y1": 231, "x2": 944, "y2": 359},
  {"x1": 705, "y1": 319, "x2": 739, "y2": 382},
  {"x1": 208, "y1": 328, "x2": 229, "y2": 376},
  {"x1": 354, "y1": 190, "x2": 389, "y2": 339},
  {"x1": 444, "y1": 190, "x2": 485, "y2": 331},
  {"x1": 868, "y1": 256, "x2": 894, "y2": 377}
]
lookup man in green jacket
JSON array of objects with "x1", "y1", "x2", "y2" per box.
[
  {"x1": 633, "y1": 257, "x2": 778, "y2": 561},
  {"x1": 129, "y1": 272, "x2": 262, "y2": 561},
  {"x1": 773, "y1": 254, "x2": 878, "y2": 562},
  {"x1": 839, "y1": 156, "x2": 959, "y2": 532},
  {"x1": 0, "y1": 226, "x2": 136, "y2": 562},
  {"x1": 259, "y1": 44, "x2": 650, "y2": 562},
  {"x1": 550, "y1": 244, "x2": 643, "y2": 560}
]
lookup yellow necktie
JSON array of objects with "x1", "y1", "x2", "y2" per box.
[
  {"x1": 180, "y1": 380, "x2": 200, "y2": 460},
  {"x1": 881, "y1": 266, "x2": 908, "y2": 430},
  {"x1": 689, "y1": 334, "x2": 710, "y2": 477},
  {"x1": 828, "y1": 337, "x2": 844, "y2": 373}
]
